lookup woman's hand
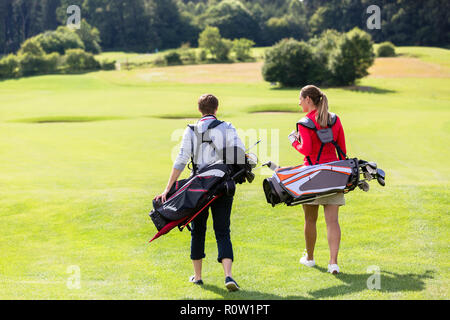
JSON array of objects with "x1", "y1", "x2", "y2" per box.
[
  {"x1": 154, "y1": 189, "x2": 170, "y2": 204},
  {"x1": 288, "y1": 130, "x2": 300, "y2": 144}
]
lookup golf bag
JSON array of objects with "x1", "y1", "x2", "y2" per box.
[
  {"x1": 149, "y1": 160, "x2": 254, "y2": 243},
  {"x1": 263, "y1": 114, "x2": 386, "y2": 207}
]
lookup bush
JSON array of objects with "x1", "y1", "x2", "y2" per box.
[
  {"x1": 18, "y1": 38, "x2": 45, "y2": 56},
  {"x1": 328, "y1": 28, "x2": 375, "y2": 86},
  {"x1": 153, "y1": 55, "x2": 167, "y2": 67},
  {"x1": 179, "y1": 49, "x2": 197, "y2": 65},
  {"x1": 232, "y1": 38, "x2": 255, "y2": 61},
  {"x1": 198, "y1": 50, "x2": 208, "y2": 62},
  {"x1": 164, "y1": 51, "x2": 182, "y2": 65},
  {"x1": 36, "y1": 27, "x2": 85, "y2": 55},
  {"x1": 64, "y1": 49, "x2": 100, "y2": 72},
  {"x1": 19, "y1": 52, "x2": 60, "y2": 76},
  {"x1": 377, "y1": 42, "x2": 396, "y2": 57},
  {"x1": 75, "y1": 20, "x2": 102, "y2": 54},
  {"x1": 262, "y1": 38, "x2": 324, "y2": 87},
  {"x1": 100, "y1": 60, "x2": 116, "y2": 71},
  {"x1": 198, "y1": 26, "x2": 231, "y2": 61},
  {"x1": 0, "y1": 54, "x2": 20, "y2": 79}
]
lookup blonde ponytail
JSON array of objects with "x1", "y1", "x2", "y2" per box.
[
  {"x1": 316, "y1": 94, "x2": 330, "y2": 128},
  {"x1": 301, "y1": 85, "x2": 331, "y2": 128}
]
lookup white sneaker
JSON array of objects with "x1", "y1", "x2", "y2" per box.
[
  {"x1": 299, "y1": 251, "x2": 316, "y2": 267},
  {"x1": 328, "y1": 264, "x2": 340, "y2": 274}
]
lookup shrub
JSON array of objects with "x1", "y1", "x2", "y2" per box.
[
  {"x1": 377, "y1": 42, "x2": 396, "y2": 57},
  {"x1": 153, "y1": 55, "x2": 167, "y2": 67},
  {"x1": 198, "y1": 26, "x2": 231, "y2": 61},
  {"x1": 164, "y1": 51, "x2": 182, "y2": 65},
  {"x1": 232, "y1": 38, "x2": 255, "y2": 61},
  {"x1": 0, "y1": 54, "x2": 20, "y2": 79},
  {"x1": 198, "y1": 50, "x2": 208, "y2": 62},
  {"x1": 18, "y1": 38, "x2": 45, "y2": 56},
  {"x1": 19, "y1": 52, "x2": 60, "y2": 76},
  {"x1": 262, "y1": 38, "x2": 324, "y2": 87},
  {"x1": 100, "y1": 60, "x2": 116, "y2": 71},
  {"x1": 328, "y1": 28, "x2": 375, "y2": 86},
  {"x1": 179, "y1": 49, "x2": 197, "y2": 65},
  {"x1": 75, "y1": 20, "x2": 102, "y2": 54},
  {"x1": 64, "y1": 49, "x2": 100, "y2": 72},
  {"x1": 36, "y1": 27, "x2": 85, "y2": 55}
]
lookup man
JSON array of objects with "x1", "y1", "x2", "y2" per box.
[{"x1": 154, "y1": 94, "x2": 245, "y2": 292}]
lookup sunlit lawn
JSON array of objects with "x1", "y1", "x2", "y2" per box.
[{"x1": 0, "y1": 47, "x2": 448, "y2": 299}]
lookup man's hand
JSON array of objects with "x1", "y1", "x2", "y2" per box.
[{"x1": 288, "y1": 130, "x2": 300, "y2": 144}]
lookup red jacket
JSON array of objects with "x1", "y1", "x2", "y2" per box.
[{"x1": 292, "y1": 110, "x2": 347, "y2": 166}]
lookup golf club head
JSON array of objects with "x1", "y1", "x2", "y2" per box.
[
  {"x1": 377, "y1": 169, "x2": 386, "y2": 180},
  {"x1": 246, "y1": 153, "x2": 258, "y2": 168},
  {"x1": 245, "y1": 171, "x2": 255, "y2": 183},
  {"x1": 358, "y1": 181, "x2": 370, "y2": 192},
  {"x1": 368, "y1": 162, "x2": 378, "y2": 170},
  {"x1": 377, "y1": 176, "x2": 385, "y2": 187},
  {"x1": 263, "y1": 161, "x2": 279, "y2": 171},
  {"x1": 364, "y1": 172, "x2": 373, "y2": 181}
]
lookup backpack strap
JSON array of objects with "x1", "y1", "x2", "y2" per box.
[
  {"x1": 188, "y1": 120, "x2": 225, "y2": 174},
  {"x1": 296, "y1": 114, "x2": 346, "y2": 165},
  {"x1": 297, "y1": 117, "x2": 316, "y2": 131}
]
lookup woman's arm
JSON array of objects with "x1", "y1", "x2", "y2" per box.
[
  {"x1": 336, "y1": 118, "x2": 347, "y2": 157},
  {"x1": 155, "y1": 128, "x2": 191, "y2": 203},
  {"x1": 292, "y1": 124, "x2": 313, "y2": 156},
  {"x1": 154, "y1": 168, "x2": 183, "y2": 203}
]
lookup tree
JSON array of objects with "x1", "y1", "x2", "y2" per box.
[
  {"x1": 0, "y1": 54, "x2": 20, "y2": 79},
  {"x1": 262, "y1": 38, "x2": 324, "y2": 87},
  {"x1": 36, "y1": 26, "x2": 85, "y2": 55},
  {"x1": 198, "y1": 26, "x2": 231, "y2": 61},
  {"x1": 75, "y1": 19, "x2": 101, "y2": 54},
  {"x1": 328, "y1": 27, "x2": 375, "y2": 85},
  {"x1": 201, "y1": 0, "x2": 260, "y2": 43},
  {"x1": 232, "y1": 38, "x2": 255, "y2": 61},
  {"x1": 18, "y1": 37, "x2": 45, "y2": 56}
]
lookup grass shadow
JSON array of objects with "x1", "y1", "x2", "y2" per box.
[
  {"x1": 10, "y1": 116, "x2": 129, "y2": 124},
  {"x1": 150, "y1": 114, "x2": 199, "y2": 120},
  {"x1": 199, "y1": 284, "x2": 311, "y2": 300},
  {"x1": 308, "y1": 266, "x2": 434, "y2": 299},
  {"x1": 268, "y1": 85, "x2": 396, "y2": 94},
  {"x1": 341, "y1": 86, "x2": 397, "y2": 94},
  {"x1": 246, "y1": 104, "x2": 299, "y2": 114}
]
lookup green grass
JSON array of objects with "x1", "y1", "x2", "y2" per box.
[{"x1": 0, "y1": 47, "x2": 449, "y2": 300}]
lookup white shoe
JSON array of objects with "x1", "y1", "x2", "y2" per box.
[
  {"x1": 328, "y1": 264, "x2": 340, "y2": 274},
  {"x1": 299, "y1": 251, "x2": 316, "y2": 267}
]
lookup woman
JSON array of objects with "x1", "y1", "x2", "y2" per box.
[{"x1": 288, "y1": 85, "x2": 347, "y2": 274}]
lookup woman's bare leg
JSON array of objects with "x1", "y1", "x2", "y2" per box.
[
  {"x1": 324, "y1": 205, "x2": 341, "y2": 265},
  {"x1": 193, "y1": 259, "x2": 203, "y2": 281},
  {"x1": 302, "y1": 205, "x2": 319, "y2": 260},
  {"x1": 221, "y1": 258, "x2": 233, "y2": 278}
]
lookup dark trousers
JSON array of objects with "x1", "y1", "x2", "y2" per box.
[{"x1": 190, "y1": 195, "x2": 234, "y2": 263}]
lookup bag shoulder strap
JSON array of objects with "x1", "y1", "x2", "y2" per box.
[
  {"x1": 297, "y1": 117, "x2": 316, "y2": 131},
  {"x1": 297, "y1": 113, "x2": 346, "y2": 165},
  {"x1": 187, "y1": 120, "x2": 225, "y2": 174}
]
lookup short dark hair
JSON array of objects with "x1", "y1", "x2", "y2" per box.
[{"x1": 198, "y1": 94, "x2": 219, "y2": 115}]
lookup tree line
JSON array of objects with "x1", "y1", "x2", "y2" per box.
[{"x1": 1, "y1": 0, "x2": 448, "y2": 55}]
